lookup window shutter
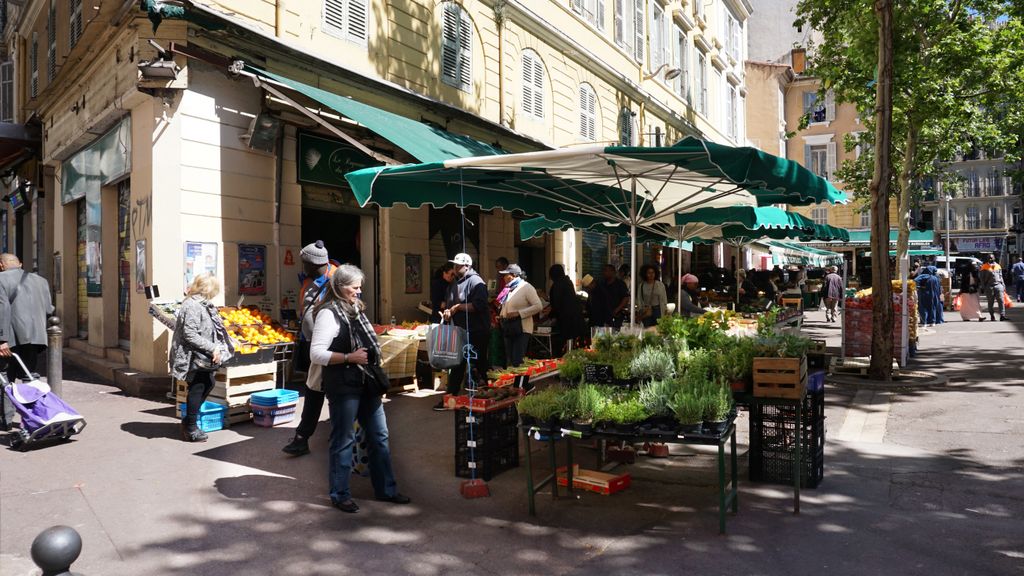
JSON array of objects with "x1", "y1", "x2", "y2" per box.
[
  {"x1": 532, "y1": 56, "x2": 544, "y2": 118},
  {"x1": 457, "y1": 9, "x2": 472, "y2": 91},
  {"x1": 0, "y1": 61, "x2": 12, "y2": 123},
  {"x1": 346, "y1": 0, "x2": 368, "y2": 43},
  {"x1": 572, "y1": 0, "x2": 583, "y2": 14},
  {"x1": 803, "y1": 144, "x2": 812, "y2": 168},
  {"x1": 614, "y1": 0, "x2": 624, "y2": 46},
  {"x1": 596, "y1": 0, "x2": 605, "y2": 29},
  {"x1": 522, "y1": 53, "x2": 534, "y2": 117},
  {"x1": 324, "y1": 0, "x2": 345, "y2": 36},
  {"x1": 30, "y1": 32, "x2": 38, "y2": 99},
  {"x1": 825, "y1": 90, "x2": 836, "y2": 122},
  {"x1": 69, "y1": 0, "x2": 83, "y2": 47},
  {"x1": 672, "y1": 27, "x2": 682, "y2": 94},
  {"x1": 633, "y1": 0, "x2": 644, "y2": 62},
  {"x1": 47, "y1": 1, "x2": 56, "y2": 82},
  {"x1": 441, "y1": 4, "x2": 458, "y2": 85},
  {"x1": 650, "y1": 4, "x2": 661, "y2": 70},
  {"x1": 826, "y1": 142, "x2": 837, "y2": 178},
  {"x1": 619, "y1": 109, "x2": 632, "y2": 145}
]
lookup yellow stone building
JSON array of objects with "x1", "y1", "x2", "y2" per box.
[{"x1": 0, "y1": 0, "x2": 750, "y2": 376}]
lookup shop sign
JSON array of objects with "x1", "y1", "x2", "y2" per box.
[
  {"x1": 61, "y1": 117, "x2": 132, "y2": 205},
  {"x1": 183, "y1": 241, "x2": 218, "y2": 292},
  {"x1": 955, "y1": 237, "x2": 1003, "y2": 252},
  {"x1": 296, "y1": 131, "x2": 377, "y2": 189},
  {"x1": 238, "y1": 244, "x2": 267, "y2": 295}
]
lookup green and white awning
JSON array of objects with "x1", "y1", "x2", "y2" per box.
[{"x1": 765, "y1": 241, "x2": 845, "y2": 267}]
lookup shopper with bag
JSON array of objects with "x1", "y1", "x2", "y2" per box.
[
  {"x1": 310, "y1": 264, "x2": 410, "y2": 513},
  {"x1": 169, "y1": 274, "x2": 234, "y2": 443},
  {"x1": 637, "y1": 264, "x2": 668, "y2": 328},
  {"x1": 434, "y1": 253, "x2": 490, "y2": 411},
  {"x1": 980, "y1": 255, "x2": 1008, "y2": 321},
  {"x1": 282, "y1": 240, "x2": 339, "y2": 457},
  {"x1": 958, "y1": 262, "x2": 985, "y2": 321},
  {"x1": 497, "y1": 264, "x2": 543, "y2": 367}
]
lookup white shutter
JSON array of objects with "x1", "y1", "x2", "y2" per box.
[
  {"x1": 324, "y1": 0, "x2": 345, "y2": 36},
  {"x1": 825, "y1": 90, "x2": 836, "y2": 122},
  {"x1": 346, "y1": 0, "x2": 368, "y2": 44},
  {"x1": 596, "y1": 0, "x2": 605, "y2": 29},
  {"x1": 69, "y1": 0, "x2": 83, "y2": 47},
  {"x1": 672, "y1": 26, "x2": 682, "y2": 94},
  {"x1": 826, "y1": 141, "x2": 837, "y2": 179},
  {"x1": 650, "y1": 4, "x2": 663, "y2": 70},
  {"x1": 633, "y1": 0, "x2": 644, "y2": 62},
  {"x1": 579, "y1": 84, "x2": 597, "y2": 141},
  {"x1": 572, "y1": 0, "x2": 583, "y2": 14},
  {"x1": 457, "y1": 9, "x2": 472, "y2": 91},
  {"x1": 441, "y1": 4, "x2": 459, "y2": 87},
  {"x1": 614, "y1": 0, "x2": 624, "y2": 46},
  {"x1": 522, "y1": 52, "x2": 534, "y2": 117},
  {"x1": 532, "y1": 56, "x2": 544, "y2": 118}
]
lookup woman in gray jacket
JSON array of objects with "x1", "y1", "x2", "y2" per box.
[{"x1": 169, "y1": 274, "x2": 232, "y2": 442}]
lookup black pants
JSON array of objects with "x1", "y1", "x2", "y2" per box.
[
  {"x1": 6, "y1": 344, "x2": 45, "y2": 382},
  {"x1": 184, "y1": 370, "x2": 216, "y2": 428},
  {"x1": 447, "y1": 329, "x2": 490, "y2": 394},
  {"x1": 294, "y1": 385, "x2": 326, "y2": 439}
]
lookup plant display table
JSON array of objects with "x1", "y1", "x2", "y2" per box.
[{"x1": 522, "y1": 424, "x2": 739, "y2": 534}]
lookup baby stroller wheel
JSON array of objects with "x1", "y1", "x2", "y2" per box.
[{"x1": 11, "y1": 429, "x2": 29, "y2": 451}]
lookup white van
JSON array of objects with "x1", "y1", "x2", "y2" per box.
[{"x1": 929, "y1": 255, "x2": 982, "y2": 288}]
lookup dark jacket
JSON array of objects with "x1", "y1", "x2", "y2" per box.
[
  {"x1": 959, "y1": 267, "x2": 980, "y2": 294},
  {"x1": 320, "y1": 308, "x2": 379, "y2": 396},
  {"x1": 548, "y1": 276, "x2": 586, "y2": 340},
  {"x1": 446, "y1": 267, "x2": 489, "y2": 334},
  {"x1": 588, "y1": 277, "x2": 628, "y2": 326},
  {"x1": 823, "y1": 272, "x2": 844, "y2": 300},
  {"x1": 0, "y1": 269, "x2": 53, "y2": 347},
  {"x1": 430, "y1": 274, "x2": 451, "y2": 323}
]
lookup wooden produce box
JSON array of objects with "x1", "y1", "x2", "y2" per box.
[
  {"x1": 556, "y1": 465, "x2": 631, "y2": 495},
  {"x1": 752, "y1": 356, "x2": 807, "y2": 399},
  {"x1": 379, "y1": 336, "x2": 419, "y2": 380},
  {"x1": 175, "y1": 362, "x2": 276, "y2": 426}
]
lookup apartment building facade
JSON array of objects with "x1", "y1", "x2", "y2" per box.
[{"x1": 0, "y1": 0, "x2": 749, "y2": 374}]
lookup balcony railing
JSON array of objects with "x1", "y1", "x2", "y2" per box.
[
  {"x1": 965, "y1": 219, "x2": 981, "y2": 230},
  {"x1": 984, "y1": 218, "x2": 1005, "y2": 229}
]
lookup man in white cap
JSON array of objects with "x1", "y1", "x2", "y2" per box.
[
  {"x1": 434, "y1": 252, "x2": 490, "y2": 411},
  {"x1": 283, "y1": 240, "x2": 337, "y2": 455}
]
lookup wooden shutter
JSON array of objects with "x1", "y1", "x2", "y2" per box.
[
  {"x1": 532, "y1": 55, "x2": 544, "y2": 118},
  {"x1": 580, "y1": 84, "x2": 596, "y2": 141},
  {"x1": 347, "y1": 0, "x2": 368, "y2": 43},
  {"x1": 441, "y1": 4, "x2": 459, "y2": 87},
  {"x1": 596, "y1": 0, "x2": 605, "y2": 29},
  {"x1": 47, "y1": 0, "x2": 56, "y2": 82},
  {"x1": 633, "y1": 0, "x2": 644, "y2": 62},
  {"x1": 30, "y1": 32, "x2": 38, "y2": 99},
  {"x1": 69, "y1": 0, "x2": 83, "y2": 47},
  {"x1": 457, "y1": 9, "x2": 472, "y2": 91},
  {"x1": 614, "y1": 0, "x2": 624, "y2": 46},
  {"x1": 650, "y1": 3, "x2": 662, "y2": 70},
  {"x1": 0, "y1": 62, "x2": 12, "y2": 123},
  {"x1": 572, "y1": 0, "x2": 583, "y2": 14},
  {"x1": 324, "y1": 0, "x2": 345, "y2": 36},
  {"x1": 523, "y1": 51, "x2": 542, "y2": 118},
  {"x1": 825, "y1": 90, "x2": 836, "y2": 122},
  {"x1": 826, "y1": 142, "x2": 837, "y2": 179}
]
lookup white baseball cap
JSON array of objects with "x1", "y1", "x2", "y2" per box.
[{"x1": 450, "y1": 253, "x2": 473, "y2": 266}]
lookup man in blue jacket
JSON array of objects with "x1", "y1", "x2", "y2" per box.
[
  {"x1": 434, "y1": 253, "x2": 490, "y2": 411},
  {"x1": 1012, "y1": 257, "x2": 1024, "y2": 303}
]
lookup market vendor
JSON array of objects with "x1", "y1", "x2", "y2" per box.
[
  {"x1": 736, "y1": 269, "x2": 758, "y2": 305},
  {"x1": 429, "y1": 263, "x2": 456, "y2": 323},
  {"x1": 678, "y1": 274, "x2": 708, "y2": 317}
]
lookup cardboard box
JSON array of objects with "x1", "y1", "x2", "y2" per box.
[{"x1": 556, "y1": 465, "x2": 631, "y2": 495}]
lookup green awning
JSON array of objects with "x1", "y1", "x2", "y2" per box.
[
  {"x1": 249, "y1": 67, "x2": 504, "y2": 163},
  {"x1": 765, "y1": 240, "x2": 845, "y2": 267},
  {"x1": 843, "y1": 229, "x2": 933, "y2": 245},
  {"x1": 864, "y1": 248, "x2": 945, "y2": 257}
]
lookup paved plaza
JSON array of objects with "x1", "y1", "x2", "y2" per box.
[{"x1": 2, "y1": 308, "x2": 1023, "y2": 576}]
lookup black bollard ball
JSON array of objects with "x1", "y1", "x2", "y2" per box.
[{"x1": 30, "y1": 525, "x2": 82, "y2": 573}]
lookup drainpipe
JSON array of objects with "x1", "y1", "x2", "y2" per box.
[
  {"x1": 495, "y1": 0, "x2": 507, "y2": 126},
  {"x1": 275, "y1": 0, "x2": 287, "y2": 38}
]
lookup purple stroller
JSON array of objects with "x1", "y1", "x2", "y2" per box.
[{"x1": 3, "y1": 354, "x2": 86, "y2": 451}]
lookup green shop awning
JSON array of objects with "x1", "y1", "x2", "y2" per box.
[
  {"x1": 764, "y1": 240, "x2": 844, "y2": 267},
  {"x1": 249, "y1": 67, "x2": 503, "y2": 163},
  {"x1": 843, "y1": 229, "x2": 933, "y2": 245},
  {"x1": 864, "y1": 248, "x2": 945, "y2": 257}
]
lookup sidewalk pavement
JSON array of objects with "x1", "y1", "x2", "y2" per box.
[{"x1": 2, "y1": 307, "x2": 1023, "y2": 576}]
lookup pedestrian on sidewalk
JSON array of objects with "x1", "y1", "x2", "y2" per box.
[
  {"x1": 0, "y1": 254, "x2": 54, "y2": 431},
  {"x1": 310, "y1": 264, "x2": 410, "y2": 513},
  {"x1": 980, "y1": 254, "x2": 1008, "y2": 321},
  {"x1": 434, "y1": 253, "x2": 489, "y2": 411},
  {"x1": 497, "y1": 264, "x2": 543, "y2": 367},
  {"x1": 283, "y1": 241, "x2": 339, "y2": 456},
  {"x1": 169, "y1": 274, "x2": 234, "y2": 442},
  {"x1": 1011, "y1": 257, "x2": 1024, "y2": 303},
  {"x1": 821, "y1": 266, "x2": 844, "y2": 323},
  {"x1": 958, "y1": 262, "x2": 985, "y2": 321},
  {"x1": 916, "y1": 266, "x2": 943, "y2": 326}
]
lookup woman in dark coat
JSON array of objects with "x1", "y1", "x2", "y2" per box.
[{"x1": 547, "y1": 264, "x2": 586, "y2": 354}]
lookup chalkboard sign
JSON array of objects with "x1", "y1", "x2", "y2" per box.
[{"x1": 583, "y1": 364, "x2": 615, "y2": 384}]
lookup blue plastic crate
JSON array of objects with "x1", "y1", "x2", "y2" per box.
[
  {"x1": 806, "y1": 370, "x2": 825, "y2": 393},
  {"x1": 178, "y1": 401, "x2": 228, "y2": 418},
  {"x1": 250, "y1": 389, "x2": 300, "y2": 406}
]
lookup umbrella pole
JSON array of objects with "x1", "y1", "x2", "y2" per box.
[
  {"x1": 629, "y1": 179, "x2": 637, "y2": 328},
  {"x1": 677, "y1": 229, "x2": 684, "y2": 314}
]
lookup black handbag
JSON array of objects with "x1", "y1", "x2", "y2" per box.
[{"x1": 361, "y1": 364, "x2": 391, "y2": 397}]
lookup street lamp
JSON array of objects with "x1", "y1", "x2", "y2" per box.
[
  {"x1": 643, "y1": 63, "x2": 682, "y2": 82},
  {"x1": 944, "y1": 193, "x2": 952, "y2": 271}
]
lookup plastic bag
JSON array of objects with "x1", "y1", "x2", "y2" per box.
[
  {"x1": 1004, "y1": 291, "x2": 1013, "y2": 309},
  {"x1": 427, "y1": 323, "x2": 466, "y2": 369},
  {"x1": 952, "y1": 294, "x2": 962, "y2": 311}
]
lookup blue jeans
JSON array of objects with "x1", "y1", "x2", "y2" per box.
[
  {"x1": 504, "y1": 333, "x2": 530, "y2": 368},
  {"x1": 326, "y1": 392, "x2": 398, "y2": 504}
]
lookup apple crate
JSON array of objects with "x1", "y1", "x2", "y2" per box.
[{"x1": 753, "y1": 356, "x2": 808, "y2": 399}]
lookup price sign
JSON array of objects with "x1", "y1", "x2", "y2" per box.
[{"x1": 583, "y1": 364, "x2": 614, "y2": 384}]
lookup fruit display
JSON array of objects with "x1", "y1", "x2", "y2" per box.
[{"x1": 218, "y1": 306, "x2": 295, "y2": 352}]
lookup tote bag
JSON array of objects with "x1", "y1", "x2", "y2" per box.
[{"x1": 427, "y1": 323, "x2": 466, "y2": 369}]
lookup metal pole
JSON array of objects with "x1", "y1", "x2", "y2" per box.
[
  {"x1": 46, "y1": 316, "x2": 62, "y2": 397},
  {"x1": 944, "y1": 194, "x2": 952, "y2": 275},
  {"x1": 900, "y1": 254, "x2": 908, "y2": 367},
  {"x1": 676, "y1": 229, "x2": 684, "y2": 314},
  {"x1": 840, "y1": 264, "x2": 847, "y2": 359},
  {"x1": 629, "y1": 180, "x2": 637, "y2": 327}
]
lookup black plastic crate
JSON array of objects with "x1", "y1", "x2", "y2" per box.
[
  {"x1": 749, "y1": 446, "x2": 824, "y2": 488},
  {"x1": 456, "y1": 423, "x2": 519, "y2": 450},
  {"x1": 455, "y1": 404, "x2": 519, "y2": 430},
  {"x1": 455, "y1": 443, "x2": 519, "y2": 481}
]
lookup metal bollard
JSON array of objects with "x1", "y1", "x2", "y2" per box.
[
  {"x1": 31, "y1": 525, "x2": 84, "y2": 576},
  {"x1": 47, "y1": 316, "x2": 62, "y2": 397}
]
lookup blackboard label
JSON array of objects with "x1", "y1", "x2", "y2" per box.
[{"x1": 584, "y1": 364, "x2": 614, "y2": 384}]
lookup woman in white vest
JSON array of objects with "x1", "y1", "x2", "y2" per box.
[{"x1": 497, "y1": 264, "x2": 544, "y2": 368}]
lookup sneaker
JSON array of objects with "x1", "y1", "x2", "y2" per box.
[
  {"x1": 1001, "y1": 316, "x2": 1008, "y2": 321},
  {"x1": 183, "y1": 428, "x2": 208, "y2": 443},
  {"x1": 432, "y1": 400, "x2": 447, "y2": 412},
  {"x1": 282, "y1": 435, "x2": 310, "y2": 456},
  {"x1": 333, "y1": 499, "x2": 359, "y2": 513}
]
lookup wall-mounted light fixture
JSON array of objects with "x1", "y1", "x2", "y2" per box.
[
  {"x1": 643, "y1": 63, "x2": 682, "y2": 82},
  {"x1": 138, "y1": 39, "x2": 180, "y2": 80}
]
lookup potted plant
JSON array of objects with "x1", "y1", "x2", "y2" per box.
[
  {"x1": 517, "y1": 387, "x2": 561, "y2": 431},
  {"x1": 603, "y1": 397, "x2": 648, "y2": 435},
  {"x1": 668, "y1": 389, "x2": 703, "y2": 435},
  {"x1": 629, "y1": 346, "x2": 677, "y2": 382},
  {"x1": 561, "y1": 383, "x2": 604, "y2": 434},
  {"x1": 637, "y1": 378, "x2": 679, "y2": 431},
  {"x1": 702, "y1": 383, "x2": 733, "y2": 436},
  {"x1": 719, "y1": 337, "x2": 755, "y2": 393}
]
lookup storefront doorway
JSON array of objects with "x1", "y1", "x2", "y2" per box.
[
  {"x1": 301, "y1": 208, "x2": 362, "y2": 267},
  {"x1": 76, "y1": 200, "x2": 88, "y2": 338},
  {"x1": 117, "y1": 180, "x2": 131, "y2": 348}
]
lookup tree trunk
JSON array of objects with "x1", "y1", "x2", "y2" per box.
[
  {"x1": 896, "y1": 122, "x2": 920, "y2": 262},
  {"x1": 869, "y1": 0, "x2": 895, "y2": 380}
]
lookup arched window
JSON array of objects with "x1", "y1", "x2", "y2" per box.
[
  {"x1": 579, "y1": 83, "x2": 596, "y2": 141},
  {"x1": 440, "y1": 2, "x2": 472, "y2": 92},
  {"x1": 521, "y1": 50, "x2": 544, "y2": 120}
]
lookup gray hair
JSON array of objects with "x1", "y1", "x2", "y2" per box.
[{"x1": 326, "y1": 264, "x2": 366, "y2": 316}]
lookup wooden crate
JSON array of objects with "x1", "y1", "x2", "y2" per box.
[{"x1": 753, "y1": 356, "x2": 807, "y2": 399}]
